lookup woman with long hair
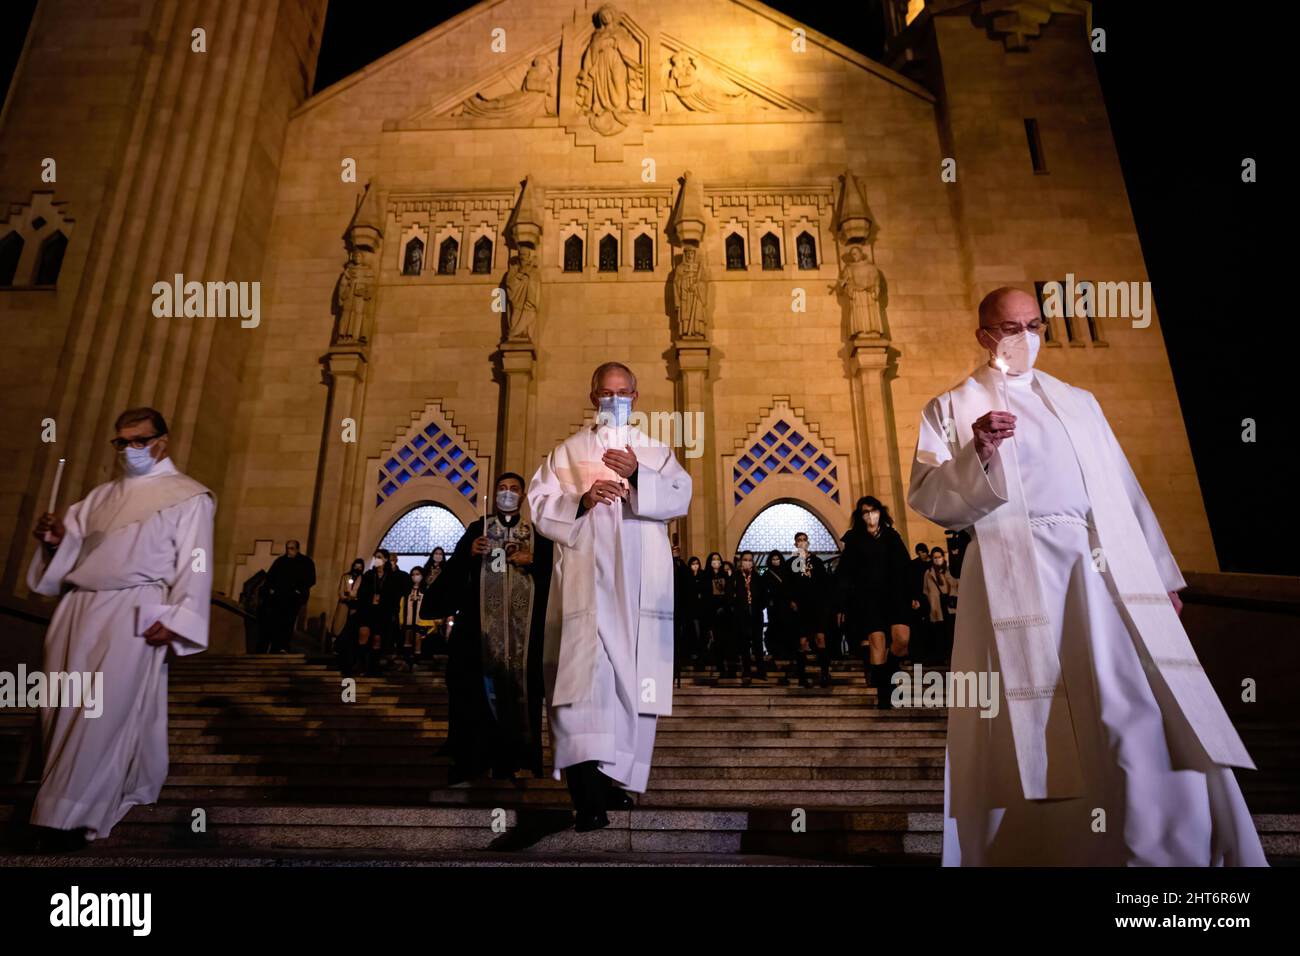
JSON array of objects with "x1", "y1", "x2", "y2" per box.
[
  {"x1": 763, "y1": 549, "x2": 795, "y2": 668},
  {"x1": 330, "y1": 558, "x2": 365, "y2": 651},
  {"x1": 702, "y1": 551, "x2": 732, "y2": 678},
  {"x1": 836, "y1": 495, "x2": 914, "y2": 708}
]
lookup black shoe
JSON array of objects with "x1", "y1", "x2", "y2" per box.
[
  {"x1": 819, "y1": 672, "x2": 831, "y2": 688},
  {"x1": 605, "y1": 786, "x2": 635, "y2": 810},
  {"x1": 37, "y1": 826, "x2": 89, "y2": 853},
  {"x1": 575, "y1": 811, "x2": 611, "y2": 832},
  {"x1": 798, "y1": 676, "x2": 812, "y2": 688}
]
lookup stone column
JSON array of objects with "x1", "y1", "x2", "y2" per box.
[
  {"x1": 849, "y1": 334, "x2": 907, "y2": 539},
  {"x1": 674, "y1": 343, "x2": 712, "y2": 559},
  {"x1": 310, "y1": 347, "x2": 368, "y2": 620},
  {"x1": 498, "y1": 342, "x2": 537, "y2": 475}
]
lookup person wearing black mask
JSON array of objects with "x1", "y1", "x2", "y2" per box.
[
  {"x1": 330, "y1": 558, "x2": 365, "y2": 654},
  {"x1": 762, "y1": 550, "x2": 795, "y2": 678},
  {"x1": 788, "y1": 532, "x2": 832, "y2": 688},
  {"x1": 836, "y1": 496, "x2": 913, "y2": 708}
]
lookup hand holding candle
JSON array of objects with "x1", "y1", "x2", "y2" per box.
[{"x1": 41, "y1": 457, "x2": 66, "y2": 545}]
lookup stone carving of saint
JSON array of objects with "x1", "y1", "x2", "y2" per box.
[
  {"x1": 576, "y1": 5, "x2": 644, "y2": 136},
  {"x1": 335, "y1": 247, "x2": 374, "y2": 342},
  {"x1": 830, "y1": 244, "x2": 883, "y2": 337},
  {"x1": 504, "y1": 245, "x2": 541, "y2": 342},
  {"x1": 673, "y1": 244, "x2": 710, "y2": 339},
  {"x1": 458, "y1": 56, "x2": 555, "y2": 120},
  {"x1": 663, "y1": 51, "x2": 753, "y2": 112}
]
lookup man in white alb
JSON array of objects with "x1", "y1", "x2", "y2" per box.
[
  {"x1": 527, "y1": 362, "x2": 692, "y2": 831},
  {"x1": 907, "y1": 287, "x2": 1265, "y2": 866},
  {"x1": 28, "y1": 407, "x2": 214, "y2": 849}
]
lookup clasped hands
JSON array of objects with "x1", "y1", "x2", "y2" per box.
[{"x1": 582, "y1": 445, "x2": 637, "y2": 509}]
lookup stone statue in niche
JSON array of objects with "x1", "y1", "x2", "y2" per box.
[
  {"x1": 830, "y1": 244, "x2": 883, "y2": 337},
  {"x1": 576, "y1": 4, "x2": 644, "y2": 136},
  {"x1": 662, "y1": 51, "x2": 754, "y2": 113},
  {"x1": 673, "y1": 244, "x2": 711, "y2": 339},
  {"x1": 334, "y1": 246, "x2": 375, "y2": 342},
  {"x1": 503, "y1": 245, "x2": 541, "y2": 342},
  {"x1": 457, "y1": 56, "x2": 555, "y2": 120}
]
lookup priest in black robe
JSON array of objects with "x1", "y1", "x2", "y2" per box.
[{"x1": 442, "y1": 472, "x2": 553, "y2": 784}]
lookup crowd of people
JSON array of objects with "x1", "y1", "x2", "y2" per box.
[
  {"x1": 670, "y1": 495, "x2": 960, "y2": 706},
  {"x1": 312, "y1": 492, "x2": 961, "y2": 710}
]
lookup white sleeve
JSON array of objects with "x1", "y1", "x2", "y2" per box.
[
  {"x1": 907, "y1": 396, "x2": 1008, "y2": 530},
  {"x1": 527, "y1": 452, "x2": 588, "y2": 549},
  {"x1": 26, "y1": 497, "x2": 87, "y2": 596},
  {"x1": 158, "y1": 493, "x2": 216, "y2": 655},
  {"x1": 629, "y1": 450, "x2": 692, "y2": 522}
]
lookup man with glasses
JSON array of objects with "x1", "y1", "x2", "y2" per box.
[
  {"x1": 27, "y1": 407, "x2": 214, "y2": 850},
  {"x1": 907, "y1": 287, "x2": 1263, "y2": 866},
  {"x1": 527, "y1": 362, "x2": 692, "y2": 831}
]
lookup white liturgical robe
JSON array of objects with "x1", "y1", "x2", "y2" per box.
[
  {"x1": 26, "y1": 456, "x2": 215, "y2": 839},
  {"x1": 527, "y1": 422, "x2": 691, "y2": 792},
  {"x1": 908, "y1": 364, "x2": 1266, "y2": 866}
]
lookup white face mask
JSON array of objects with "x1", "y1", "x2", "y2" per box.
[
  {"x1": 991, "y1": 330, "x2": 1041, "y2": 374},
  {"x1": 496, "y1": 489, "x2": 521, "y2": 512},
  {"x1": 371, "y1": 557, "x2": 383, "y2": 569},
  {"x1": 120, "y1": 445, "x2": 156, "y2": 477}
]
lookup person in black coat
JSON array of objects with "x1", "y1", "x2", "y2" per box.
[
  {"x1": 701, "y1": 552, "x2": 732, "y2": 677},
  {"x1": 787, "y1": 531, "x2": 834, "y2": 687},
  {"x1": 439, "y1": 473, "x2": 552, "y2": 783},
  {"x1": 836, "y1": 496, "x2": 914, "y2": 707},
  {"x1": 258, "y1": 539, "x2": 317, "y2": 653},
  {"x1": 728, "y1": 550, "x2": 770, "y2": 683},
  {"x1": 351, "y1": 547, "x2": 405, "y2": 676},
  {"x1": 684, "y1": 555, "x2": 706, "y2": 665},
  {"x1": 762, "y1": 550, "x2": 795, "y2": 664}
]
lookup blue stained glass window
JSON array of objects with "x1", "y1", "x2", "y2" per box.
[
  {"x1": 411, "y1": 459, "x2": 426, "y2": 474},
  {"x1": 412, "y1": 435, "x2": 427, "y2": 451},
  {"x1": 790, "y1": 431, "x2": 803, "y2": 445},
  {"x1": 764, "y1": 455, "x2": 779, "y2": 469},
  {"x1": 790, "y1": 455, "x2": 805, "y2": 469},
  {"x1": 383, "y1": 481, "x2": 397, "y2": 496},
  {"x1": 385, "y1": 458, "x2": 399, "y2": 473},
  {"x1": 776, "y1": 444, "x2": 791, "y2": 457},
  {"x1": 449, "y1": 447, "x2": 463, "y2": 461},
  {"x1": 437, "y1": 434, "x2": 451, "y2": 448},
  {"x1": 817, "y1": 478, "x2": 833, "y2": 494},
  {"x1": 738, "y1": 456, "x2": 753, "y2": 470},
  {"x1": 398, "y1": 447, "x2": 413, "y2": 461},
  {"x1": 762, "y1": 433, "x2": 776, "y2": 446},
  {"x1": 774, "y1": 420, "x2": 790, "y2": 435},
  {"x1": 816, "y1": 455, "x2": 831, "y2": 470},
  {"x1": 753, "y1": 468, "x2": 767, "y2": 482}
]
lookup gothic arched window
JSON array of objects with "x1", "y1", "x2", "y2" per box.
[
  {"x1": 402, "y1": 237, "x2": 424, "y2": 276},
  {"x1": 725, "y1": 233, "x2": 745, "y2": 271},
  {"x1": 473, "y1": 236, "x2": 493, "y2": 274},
  {"x1": 761, "y1": 232, "x2": 781, "y2": 270},
  {"x1": 739, "y1": 501, "x2": 839, "y2": 559},
  {"x1": 0, "y1": 232, "x2": 24, "y2": 286},
  {"x1": 35, "y1": 231, "x2": 68, "y2": 286},
  {"x1": 598, "y1": 234, "x2": 618, "y2": 272},
  {"x1": 564, "y1": 235, "x2": 584, "y2": 272},
  {"x1": 437, "y1": 237, "x2": 458, "y2": 275},
  {"x1": 796, "y1": 231, "x2": 817, "y2": 270},
  {"x1": 633, "y1": 233, "x2": 653, "y2": 271},
  {"x1": 379, "y1": 504, "x2": 467, "y2": 571}
]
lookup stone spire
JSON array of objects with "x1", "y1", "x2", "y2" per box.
[
  {"x1": 505, "y1": 175, "x2": 544, "y2": 249},
  {"x1": 669, "y1": 169, "x2": 707, "y2": 245},
  {"x1": 834, "y1": 170, "x2": 875, "y2": 244}
]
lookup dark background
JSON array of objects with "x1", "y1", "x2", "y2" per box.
[{"x1": 1, "y1": 1, "x2": 1283, "y2": 574}]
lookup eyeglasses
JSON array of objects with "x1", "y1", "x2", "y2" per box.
[
  {"x1": 594, "y1": 389, "x2": 635, "y2": 399},
  {"x1": 109, "y1": 433, "x2": 164, "y2": 450},
  {"x1": 982, "y1": 319, "x2": 1044, "y2": 337}
]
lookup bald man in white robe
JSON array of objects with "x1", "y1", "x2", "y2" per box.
[
  {"x1": 528, "y1": 363, "x2": 691, "y2": 831},
  {"x1": 28, "y1": 409, "x2": 214, "y2": 848},
  {"x1": 908, "y1": 288, "x2": 1265, "y2": 866}
]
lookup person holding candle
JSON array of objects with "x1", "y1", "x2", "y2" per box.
[
  {"x1": 527, "y1": 362, "x2": 692, "y2": 831},
  {"x1": 27, "y1": 407, "x2": 215, "y2": 850},
  {"x1": 907, "y1": 287, "x2": 1264, "y2": 866}
]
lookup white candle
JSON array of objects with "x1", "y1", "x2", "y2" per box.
[
  {"x1": 48, "y1": 457, "x2": 66, "y2": 513},
  {"x1": 993, "y1": 358, "x2": 1016, "y2": 450}
]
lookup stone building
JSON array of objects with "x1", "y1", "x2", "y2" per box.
[{"x1": 0, "y1": 0, "x2": 1215, "y2": 628}]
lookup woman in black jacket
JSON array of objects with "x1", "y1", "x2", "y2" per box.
[{"x1": 836, "y1": 496, "x2": 913, "y2": 707}]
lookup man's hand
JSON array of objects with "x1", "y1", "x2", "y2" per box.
[
  {"x1": 602, "y1": 445, "x2": 638, "y2": 479},
  {"x1": 142, "y1": 621, "x2": 175, "y2": 646},
  {"x1": 33, "y1": 512, "x2": 65, "y2": 547},
  {"x1": 582, "y1": 479, "x2": 629, "y2": 509},
  {"x1": 507, "y1": 549, "x2": 533, "y2": 567},
  {"x1": 1168, "y1": 590, "x2": 1183, "y2": 617},
  {"x1": 972, "y1": 410, "x2": 1017, "y2": 465},
  {"x1": 911, "y1": 599, "x2": 920, "y2": 610},
  {"x1": 470, "y1": 536, "x2": 490, "y2": 557}
]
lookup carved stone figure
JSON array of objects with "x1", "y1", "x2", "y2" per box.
[
  {"x1": 831, "y1": 244, "x2": 883, "y2": 337},
  {"x1": 673, "y1": 244, "x2": 710, "y2": 339},
  {"x1": 576, "y1": 5, "x2": 644, "y2": 135},
  {"x1": 458, "y1": 56, "x2": 555, "y2": 120},
  {"x1": 335, "y1": 247, "x2": 375, "y2": 342},
  {"x1": 504, "y1": 245, "x2": 541, "y2": 342},
  {"x1": 663, "y1": 51, "x2": 753, "y2": 112}
]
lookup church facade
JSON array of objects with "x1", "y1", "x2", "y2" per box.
[{"x1": 0, "y1": 0, "x2": 1215, "y2": 626}]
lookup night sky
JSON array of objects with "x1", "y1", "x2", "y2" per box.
[{"x1": 2, "y1": 2, "x2": 1283, "y2": 574}]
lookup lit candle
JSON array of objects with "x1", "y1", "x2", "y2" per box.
[
  {"x1": 47, "y1": 457, "x2": 65, "y2": 514},
  {"x1": 993, "y1": 357, "x2": 1016, "y2": 450}
]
